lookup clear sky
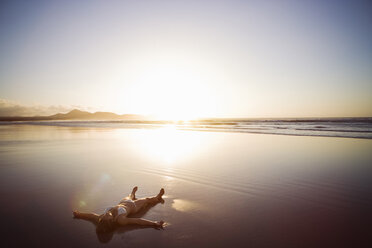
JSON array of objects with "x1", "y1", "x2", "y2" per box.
[{"x1": 0, "y1": 0, "x2": 371, "y2": 118}]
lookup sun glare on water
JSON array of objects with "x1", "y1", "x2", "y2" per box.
[{"x1": 133, "y1": 126, "x2": 205, "y2": 164}]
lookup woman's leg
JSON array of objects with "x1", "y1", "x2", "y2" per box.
[
  {"x1": 132, "y1": 188, "x2": 164, "y2": 214},
  {"x1": 119, "y1": 186, "x2": 138, "y2": 203},
  {"x1": 129, "y1": 186, "x2": 138, "y2": 200}
]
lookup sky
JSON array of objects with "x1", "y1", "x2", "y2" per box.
[{"x1": 0, "y1": 0, "x2": 371, "y2": 118}]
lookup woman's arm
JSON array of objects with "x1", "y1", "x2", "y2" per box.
[
  {"x1": 73, "y1": 211, "x2": 100, "y2": 224},
  {"x1": 117, "y1": 217, "x2": 164, "y2": 229}
]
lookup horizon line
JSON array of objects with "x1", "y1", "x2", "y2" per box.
[{"x1": 0, "y1": 108, "x2": 371, "y2": 121}]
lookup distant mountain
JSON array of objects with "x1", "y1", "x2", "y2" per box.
[
  {"x1": 0, "y1": 109, "x2": 145, "y2": 121},
  {"x1": 49, "y1": 109, "x2": 92, "y2": 119}
]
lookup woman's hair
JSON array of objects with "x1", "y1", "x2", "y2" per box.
[{"x1": 96, "y1": 216, "x2": 114, "y2": 233}]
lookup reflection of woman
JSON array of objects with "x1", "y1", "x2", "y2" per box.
[{"x1": 73, "y1": 187, "x2": 165, "y2": 233}]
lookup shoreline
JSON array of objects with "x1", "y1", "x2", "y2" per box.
[
  {"x1": 0, "y1": 125, "x2": 371, "y2": 247},
  {"x1": 0, "y1": 121, "x2": 371, "y2": 140}
]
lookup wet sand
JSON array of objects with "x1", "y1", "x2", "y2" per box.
[{"x1": 0, "y1": 124, "x2": 371, "y2": 247}]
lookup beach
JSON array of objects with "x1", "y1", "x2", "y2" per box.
[{"x1": 0, "y1": 124, "x2": 371, "y2": 247}]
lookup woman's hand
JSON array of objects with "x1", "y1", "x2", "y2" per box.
[
  {"x1": 73, "y1": 211, "x2": 80, "y2": 218},
  {"x1": 155, "y1": 220, "x2": 165, "y2": 229}
]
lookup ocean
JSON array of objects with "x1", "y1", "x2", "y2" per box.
[{"x1": 1, "y1": 117, "x2": 371, "y2": 139}]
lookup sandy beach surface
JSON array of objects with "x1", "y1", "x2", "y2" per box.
[{"x1": 0, "y1": 124, "x2": 371, "y2": 248}]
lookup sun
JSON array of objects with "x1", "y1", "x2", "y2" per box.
[{"x1": 116, "y1": 53, "x2": 218, "y2": 121}]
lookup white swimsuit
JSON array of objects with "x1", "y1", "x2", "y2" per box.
[
  {"x1": 104, "y1": 206, "x2": 127, "y2": 216},
  {"x1": 104, "y1": 199, "x2": 136, "y2": 217}
]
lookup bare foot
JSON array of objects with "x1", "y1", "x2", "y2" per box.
[
  {"x1": 130, "y1": 186, "x2": 138, "y2": 200},
  {"x1": 157, "y1": 188, "x2": 165, "y2": 202}
]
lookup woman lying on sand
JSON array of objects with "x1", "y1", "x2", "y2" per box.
[{"x1": 73, "y1": 186, "x2": 165, "y2": 233}]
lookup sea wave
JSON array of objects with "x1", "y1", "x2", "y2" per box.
[{"x1": 1, "y1": 118, "x2": 372, "y2": 139}]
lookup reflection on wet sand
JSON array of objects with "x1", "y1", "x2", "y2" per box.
[
  {"x1": 126, "y1": 127, "x2": 209, "y2": 164},
  {"x1": 171, "y1": 199, "x2": 201, "y2": 212},
  {"x1": 0, "y1": 125, "x2": 371, "y2": 247}
]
